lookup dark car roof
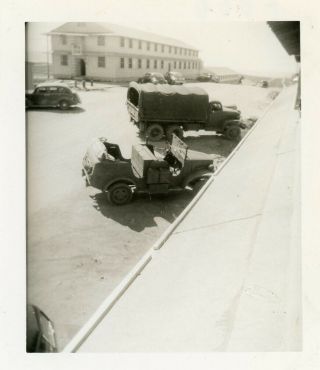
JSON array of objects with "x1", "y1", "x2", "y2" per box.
[{"x1": 129, "y1": 81, "x2": 206, "y2": 96}]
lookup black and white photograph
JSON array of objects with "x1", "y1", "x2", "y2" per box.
[{"x1": 1, "y1": 0, "x2": 320, "y2": 369}]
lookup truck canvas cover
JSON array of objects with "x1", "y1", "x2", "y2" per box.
[{"x1": 127, "y1": 82, "x2": 209, "y2": 122}]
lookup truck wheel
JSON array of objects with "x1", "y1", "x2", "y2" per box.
[
  {"x1": 107, "y1": 183, "x2": 133, "y2": 205},
  {"x1": 146, "y1": 124, "x2": 164, "y2": 141},
  {"x1": 166, "y1": 125, "x2": 184, "y2": 142},
  {"x1": 59, "y1": 100, "x2": 70, "y2": 110},
  {"x1": 225, "y1": 125, "x2": 241, "y2": 140},
  {"x1": 189, "y1": 177, "x2": 208, "y2": 194}
]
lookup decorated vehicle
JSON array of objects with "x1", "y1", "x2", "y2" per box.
[
  {"x1": 137, "y1": 72, "x2": 167, "y2": 84},
  {"x1": 25, "y1": 82, "x2": 81, "y2": 110},
  {"x1": 126, "y1": 82, "x2": 246, "y2": 141},
  {"x1": 82, "y1": 134, "x2": 214, "y2": 205},
  {"x1": 164, "y1": 71, "x2": 186, "y2": 85}
]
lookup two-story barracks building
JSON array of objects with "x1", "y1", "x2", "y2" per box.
[{"x1": 48, "y1": 22, "x2": 202, "y2": 82}]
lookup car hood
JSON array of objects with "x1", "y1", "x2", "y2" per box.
[{"x1": 186, "y1": 149, "x2": 213, "y2": 162}]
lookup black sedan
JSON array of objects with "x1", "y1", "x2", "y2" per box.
[
  {"x1": 137, "y1": 72, "x2": 167, "y2": 84},
  {"x1": 164, "y1": 71, "x2": 185, "y2": 85}
]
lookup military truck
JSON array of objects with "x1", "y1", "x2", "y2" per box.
[
  {"x1": 126, "y1": 82, "x2": 246, "y2": 141},
  {"x1": 82, "y1": 134, "x2": 214, "y2": 205}
]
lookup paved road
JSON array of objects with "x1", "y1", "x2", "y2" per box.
[{"x1": 26, "y1": 82, "x2": 274, "y2": 349}]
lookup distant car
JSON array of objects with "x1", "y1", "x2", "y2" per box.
[
  {"x1": 261, "y1": 80, "x2": 269, "y2": 88},
  {"x1": 27, "y1": 304, "x2": 58, "y2": 352},
  {"x1": 137, "y1": 72, "x2": 167, "y2": 84},
  {"x1": 25, "y1": 82, "x2": 81, "y2": 110},
  {"x1": 164, "y1": 71, "x2": 185, "y2": 85},
  {"x1": 197, "y1": 73, "x2": 212, "y2": 82}
]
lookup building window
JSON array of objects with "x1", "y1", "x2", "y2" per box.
[
  {"x1": 120, "y1": 37, "x2": 125, "y2": 47},
  {"x1": 161, "y1": 60, "x2": 164, "y2": 69},
  {"x1": 60, "y1": 35, "x2": 67, "y2": 45},
  {"x1": 179, "y1": 61, "x2": 181, "y2": 69},
  {"x1": 154, "y1": 59, "x2": 157, "y2": 69},
  {"x1": 174, "y1": 47, "x2": 177, "y2": 54},
  {"x1": 98, "y1": 56, "x2": 106, "y2": 68},
  {"x1": 179, "y1": 48, "x2": 182, "y2": 55},
  {"x1": 138, "y1": 40, "x2": 142, "y2": 49},
  {"x1": 161, "y1": 44, "x2": 164, "y2": 53},
  {"x1": 188, "y1": 61, "x2": 190, "y2": 69},
  {"x1": 120, "y1": 57, "x2": 124, "y2": 69},
  {"x1": 169, "y1": 46, "x2": 172, "y2": 53},
  {"x1": 128, "y1": 58, "x2": 132, "y2": 68},
  {"x1": 138, "y1": 59, "x2": 142, "y2": 69},
  {"x1": 60, "y1": 54, "x2": 68, "y2": 66},
  {"x1": 129, "y1": 39, "x2": 133, "y2": 48},
  {"x1": 147, "y1": 42, "x2": 150, "y2": 50},
  {"x1": 154, "y1": 43, "x2": 158, "y2": 52},
  {"x1": 97, "y1": 36, "x2": 105, "y2": 46},
  {"x1": 174, "y1": 61, "x2": 176, "y2": 69},
  {"x1": 146, "y1": 59, "x2": 150, "y2": 68},
  {"x1": 184, "y1": 61, "x2": 186, "y2": 69}
]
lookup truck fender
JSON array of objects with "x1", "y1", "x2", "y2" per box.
[
  {"x1": 103, "y1": 177, "x2": 137, "y2": 192},
  {"x1": 182, "y1": 169, "x2": 214, "y2": 189},
  {"x1": 224, "y1": 119, "x2": 241, "y2": 128}
]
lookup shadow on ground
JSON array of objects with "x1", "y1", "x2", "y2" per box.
[
  {"x1": 91, "y1": 191, "x2": 193, "y2": 232},
  {"x1": 26, "y1": 106, "x2": 85, "y2": 114}
]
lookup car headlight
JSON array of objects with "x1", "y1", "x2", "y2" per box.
[{"x1": 208, "y1": 164, "x2": 215, "y2": 172}]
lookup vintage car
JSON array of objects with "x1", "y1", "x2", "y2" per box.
[
  {"x1": 27, "y1": 304, "x2": 58, "y2": 353},
  {"x1": 197, "y1": 73, "x2": 213, "y2": 82},
  {"x1": 164, "y1": 71, "x2": 186, "y2": 85},
  {"x1": 137, "y1": 72, "x2": 167, "y2": 84},
  {"x1": 82, "y1": 134, "x2": 214, "y2": 205},
  {"x1": 25, "y1": 82, "x2": 81, "y2": 109},
  {"x1": 126, "y1": 82, "x2": 246, "y2": 141}
]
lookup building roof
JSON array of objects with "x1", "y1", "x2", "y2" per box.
[
  {"x1": 267, "y1": 21, "x2": 300, "y2": 62},
  {"x1": 48, "y1": 22, "x2": 198, "y2": 50},
  {"x1": 203, "y1": 66, "x2": 239, "y2": 76}
]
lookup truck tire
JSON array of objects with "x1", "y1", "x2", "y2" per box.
[
  {"x1": 225, "y1": 125, "x2": 241, "y2": 140},
  {"x1": 165, "y1": 125, "x2": 184, "y2": 142},
  {"x1": 146, "y1": 123, "x2": 164, "y2": 141},
  {"x1": 107, "y1": 183, "x2": 133, "y2": 205}
]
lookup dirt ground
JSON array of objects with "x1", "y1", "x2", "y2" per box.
[{"x1": 26, "y1": 82, "x2": 278, "y2": 349}]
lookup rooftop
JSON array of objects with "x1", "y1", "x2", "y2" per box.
[
  {"x1": 204, "y1": 66, "x2": 240, "y2": 76},
  {"x1": 48, "y1": 22, "x2": 198, "y2": 51}
]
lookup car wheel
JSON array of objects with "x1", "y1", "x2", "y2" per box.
[
  {"x1": 225, "y1": 125, "x2": 241, "y2": 140},
  {"x1": 107, "y1": 183, "x2": 133, "y2": 205},
  {"x1": 165, "y1": 125, "x2": 184, "y2": 142},
  {"x1": 59, "y1": 100, "x2": 70, "y2": 110},
  {"x1": 145, "y1": 123, "x2": 164, "y2": 141}
]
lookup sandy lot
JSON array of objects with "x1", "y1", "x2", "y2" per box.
[{"x1": 26, "y1": 82, "x2": 277, "y2": 349}]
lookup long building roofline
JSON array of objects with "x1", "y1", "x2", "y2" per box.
[{"x1": 48, "y1": 22, "x2": 198, "y2": 50}]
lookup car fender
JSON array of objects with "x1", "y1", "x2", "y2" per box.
[
  {"x1": 182, "y1": 169, "x2": 214, "y2": 188},
  {"x1": 103, "y1": 177, "x2": 137, "y2": 192},
  {"x1": 224, "y1": 119, "x2": 242, "y2": 128}
]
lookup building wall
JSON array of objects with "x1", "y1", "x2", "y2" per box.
[{"x1": 51, "y1": 33, "x2": 201, "y2": 81}]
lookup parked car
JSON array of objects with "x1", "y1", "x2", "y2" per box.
[
  {"x1": 137, "y1": 72, "x2": 167, "y2": 84},
  {"x1": 260, "y1": 80, "x2": 269, "y2": 88},
  {"x1": 197, "y1": 73, "x2": 213, "y2": 82},
  {"x1": 25, "y1": 82, "x2": 81, "y2": 110},
  {"x1": 127, "y1": 82, "x2": 246, "y2": 141},
  {"x1": 164, "y1": 71, "x2": 185, "y2": 85},
  {"x1": 27, "y1": 304, "x2": 58, "y2": 352},
  {"x1": 82, "y1": 134, "x2": 214, "y2": 205}
]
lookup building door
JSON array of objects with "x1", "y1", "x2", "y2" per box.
[{"x1": 80, "y1": 59, "x2": 86, "y2": 76}]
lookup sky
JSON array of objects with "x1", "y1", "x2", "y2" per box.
[{"x1": 26, "y1": 21, "x2": 298, "y2": 78}]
